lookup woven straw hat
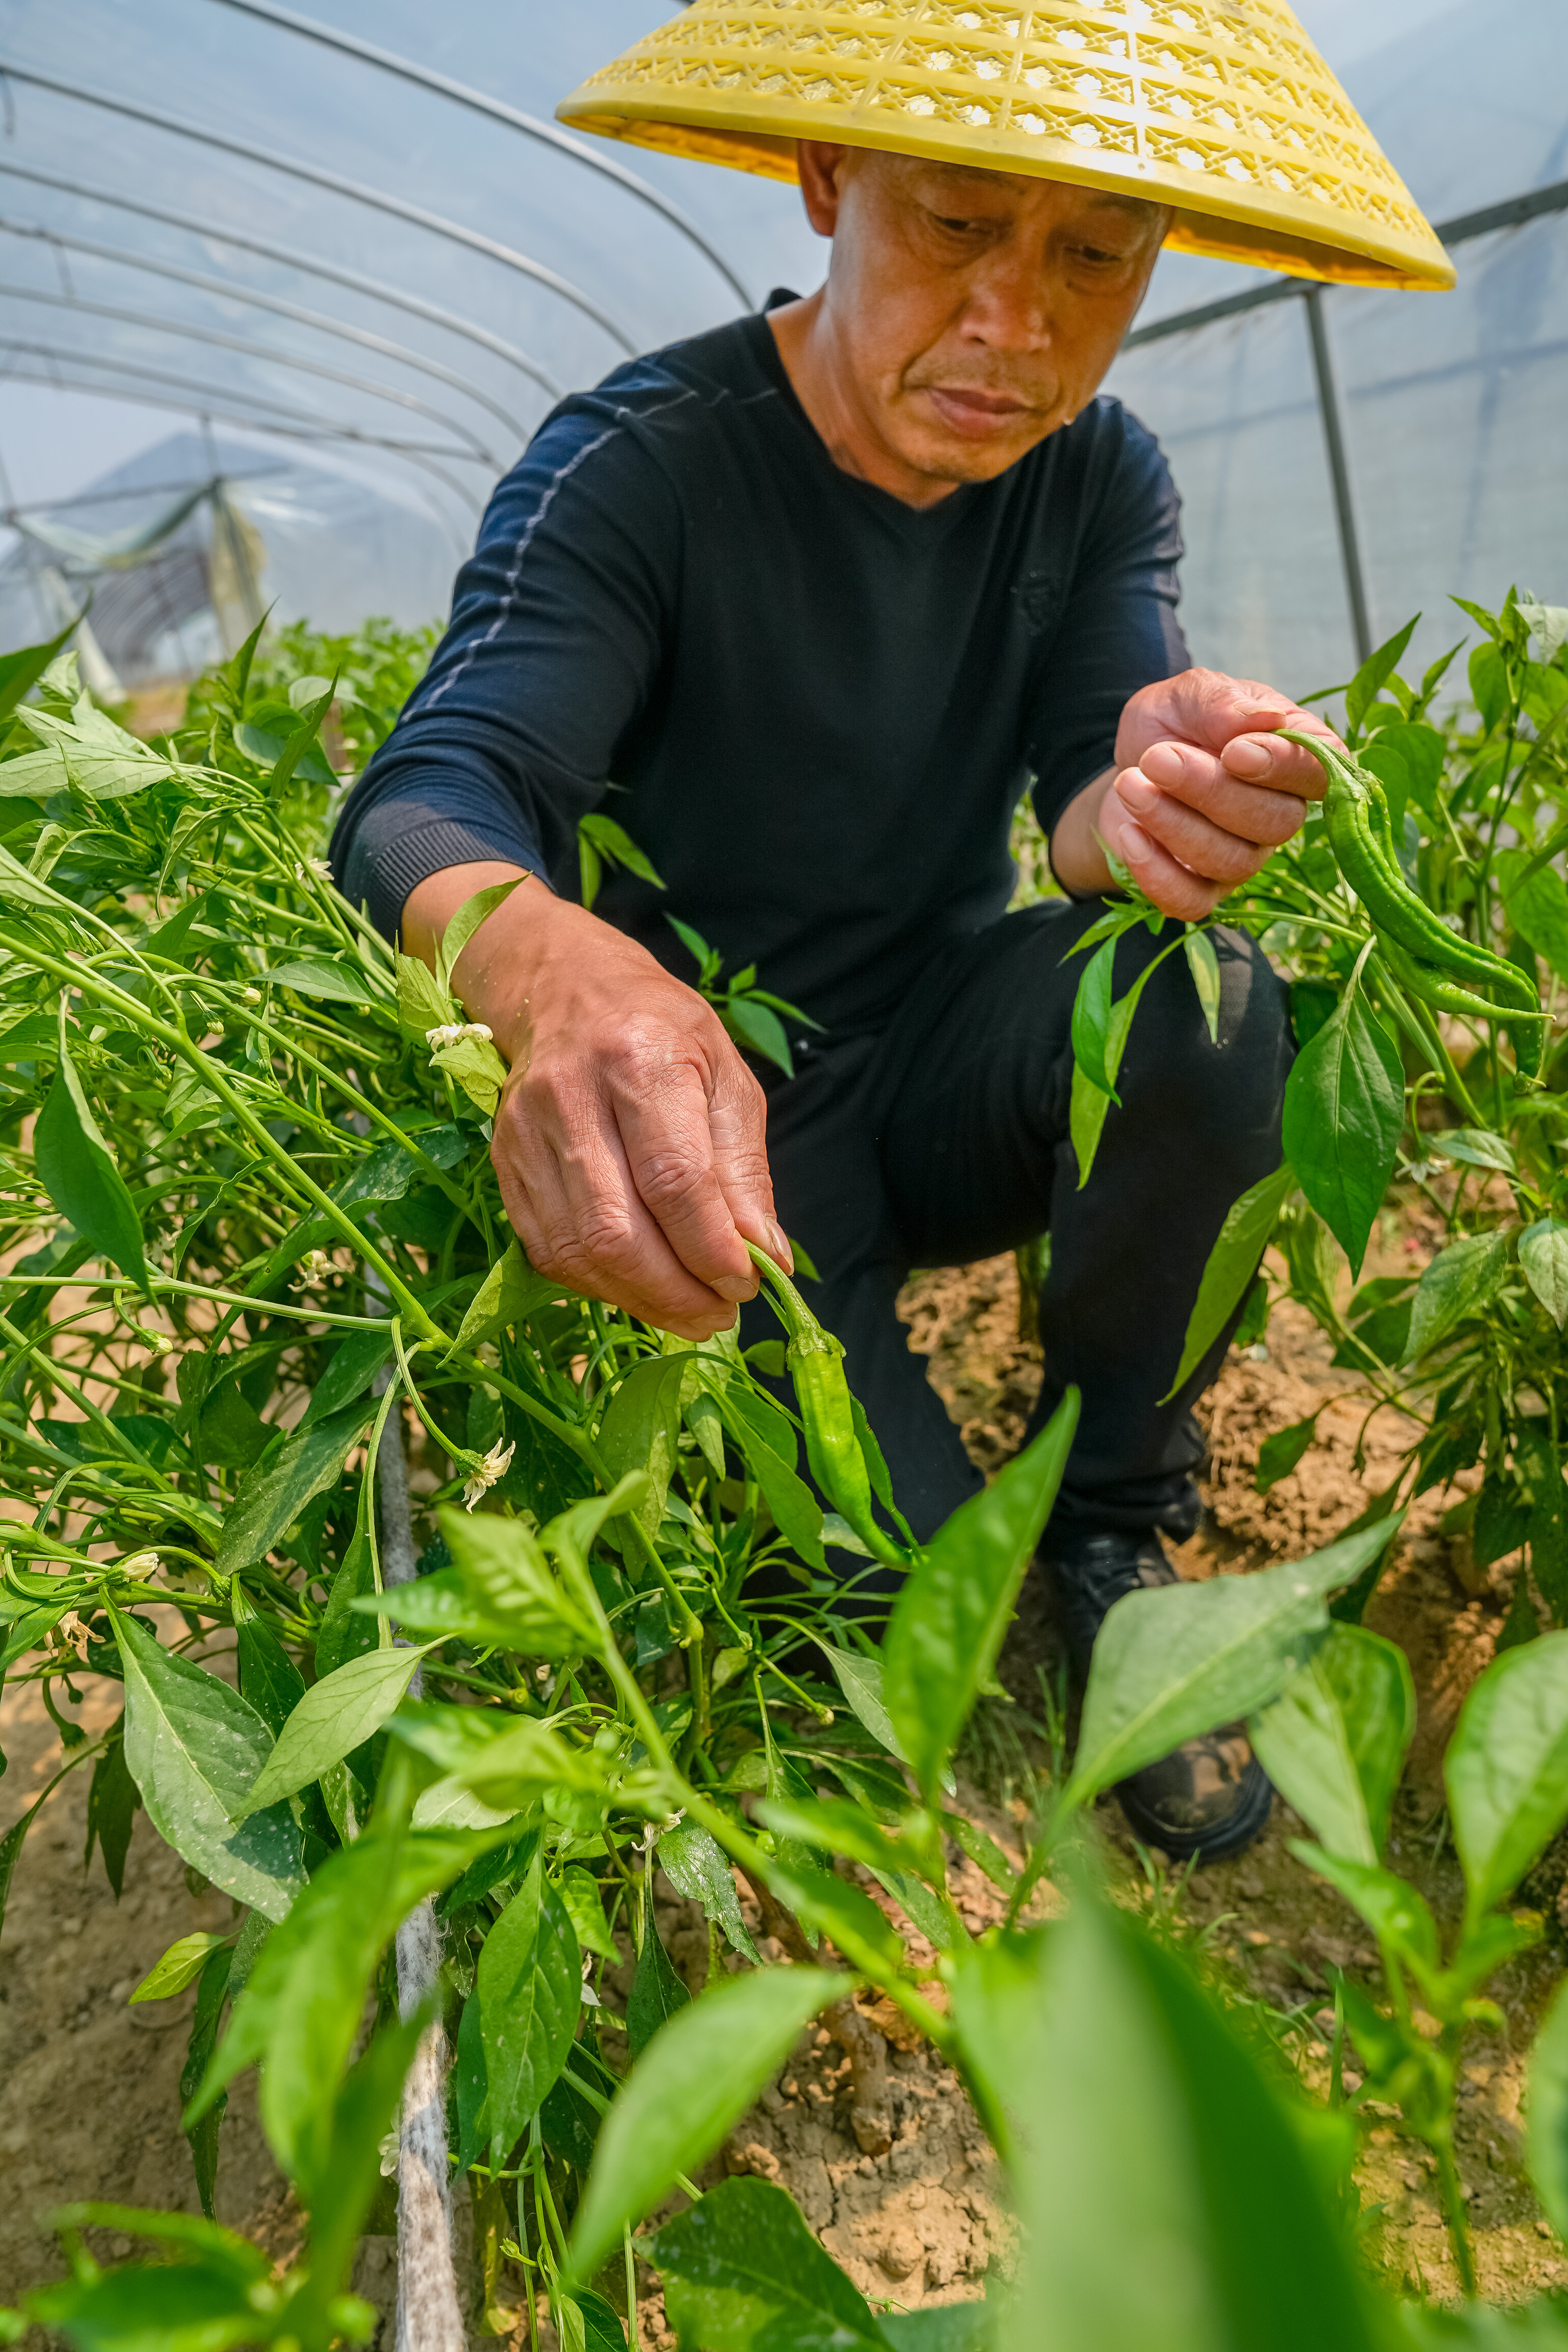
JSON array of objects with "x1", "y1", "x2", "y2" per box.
[{"x1": 558, "y1": 2, "x2": 1452, "y2": 291}]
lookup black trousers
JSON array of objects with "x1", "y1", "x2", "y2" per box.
[{"x1": 739, "y1": 898, "x2": 1294, "y2": 1547}]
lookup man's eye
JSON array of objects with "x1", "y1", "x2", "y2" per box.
[
  {"x1": 1073, "y1": 246, "x2": 1124, "y2": 266},
  {"x1": 933, "y1": 213, "x2": 985, "y2": 234}
]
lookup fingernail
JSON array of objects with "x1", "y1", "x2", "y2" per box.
[
  {"x1": 1121, "y1": 821, "x2": 1150, "y2": 864},
  {"x1": 1227, "y1": 739, "x2": 1271, "y2": 778},
  {"x1": 712, "y1": 1273, "x2": 756, "y2": 1304},
  {"x1": 1119, "y1": 772, "x2": 1157, "y2": 812},
  {"x1": 767, "y1": 1219, "x2": 794, "y2": 1271}
]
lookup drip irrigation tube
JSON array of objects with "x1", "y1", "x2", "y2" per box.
[{"x1": 375, "y1": 1399, "x2": 468, "y2": 2352}]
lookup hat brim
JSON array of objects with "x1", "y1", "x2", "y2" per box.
[{"x1": 558, "y1": 91, "x2": 1455, "y2": 294}]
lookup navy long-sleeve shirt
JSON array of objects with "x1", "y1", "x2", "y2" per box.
[{"x1": 331, "y1": 304, "x2": 1186, "y2": 1038}]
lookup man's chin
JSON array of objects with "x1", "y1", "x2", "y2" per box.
[{"x1": 895, "y1": 428, "x2": 1044, "y2": 487}]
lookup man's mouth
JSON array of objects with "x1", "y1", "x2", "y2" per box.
[{"x1": 922, "y1": 385, "x2": 1037, "y2": 436}]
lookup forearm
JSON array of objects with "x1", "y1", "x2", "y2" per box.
[
  {"x1": 404, "y1": 862, "x2": 635, "y2": 1066},
  {"x1": 1047, "y1": 767, "x2": 1119, "y2": 898}
]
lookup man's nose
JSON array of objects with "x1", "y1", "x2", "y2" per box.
[{"x1": 959, "y1": 244, "x2": 1052, "y2": 352}]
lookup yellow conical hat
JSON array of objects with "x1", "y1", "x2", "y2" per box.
[{"x1": 559, "y1": 1, "x2": 1453, "y2": 291}]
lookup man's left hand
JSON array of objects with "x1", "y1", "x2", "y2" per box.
[{"x1": 1051, "y1": 669, "x2": 1342, "y2": 920}]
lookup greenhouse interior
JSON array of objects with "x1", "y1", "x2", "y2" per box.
[{"x1": 2, "y1": 3, "x2": 1567, "y2": 2349}]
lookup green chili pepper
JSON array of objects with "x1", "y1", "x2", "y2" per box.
[
  {"x1": 746, "y1": 1245, "x2": 909, "y2": 1570},
  {"x1": 1280, "y1": 729, "x2": 1545, "y2": 1073}
]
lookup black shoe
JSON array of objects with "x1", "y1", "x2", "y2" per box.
[{"x1": 1042, "y1": 1528, "x2": 1273, "y2": 1866}]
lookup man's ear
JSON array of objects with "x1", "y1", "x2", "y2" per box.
[{"x1": 796, "y1": 141, "x2": 856, "y2": 238}]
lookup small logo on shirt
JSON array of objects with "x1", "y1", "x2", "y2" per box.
[{"x1": 1013, "y1": 570, "x2": 1064, "y2": 636}]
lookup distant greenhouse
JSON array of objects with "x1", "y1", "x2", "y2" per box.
[{"x1": 0, "y1": 429, "x2": 457, "y2": 692}]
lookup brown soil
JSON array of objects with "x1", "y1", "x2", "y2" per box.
[{"x1": 3, "y1": 1249, "x2": 1565, "y2": 2341}]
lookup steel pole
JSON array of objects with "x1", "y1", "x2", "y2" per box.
[{"x1": 1305, "y1": 287, "x2": 1373, "y2": 665}]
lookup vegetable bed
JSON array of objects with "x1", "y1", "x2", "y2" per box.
[{"x1": 0, "y1": 599, "x2": 1566, "y2": 2349}]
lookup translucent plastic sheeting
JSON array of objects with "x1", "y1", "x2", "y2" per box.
[
  {"x1": 0, "y1": 0, "x2": 822, "y2": 566},
  {"x1": 0, "y1": 430, "x2": 457, "y2": 685},
  {"x1": 1107, "y1": 203, "x2": 1568, "y2": 703}
]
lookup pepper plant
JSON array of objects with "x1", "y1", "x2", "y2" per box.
[
  {"x1": 0, "y1": 614, "x2": 1564, "y2": 2351},
  {"x1": 1069, "y1": 592, "x2": 1568, "y2": 1640}
]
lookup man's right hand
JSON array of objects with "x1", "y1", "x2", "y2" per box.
[{"x1": 402, "y1": 863, "x2": 789, "y2": 1339}]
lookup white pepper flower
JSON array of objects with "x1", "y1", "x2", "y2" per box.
[
  {"x1": 292, "y1": 1249, "x2": 332, "y2": 1290},
  {"x1": 426, "y1": 1021, "x2": 494, "y2": 1051},
  {"x1": 240, "y1": 987, "x2": 262, "y2": 1004},
  {"x1": 48, "y1": 1611, "x2": 93, "y2": 1665},
  {"x1": 461, "y1": 1436, "x2": 514, "y2": 1511}
]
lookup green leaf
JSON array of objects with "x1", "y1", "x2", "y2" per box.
[
  {"x1": 479, "y1": 1845, "x2": 581, "y2": 2159},
  {"x1": 763, "y1": 1854, "x2": 905, "y2": 1978},
  {"x1": 1294, "y1": 1849, "x2": 1440, "y2": 1981},
  {"x1": 658, "y1": 1820, "x2": 762, "y2": 1965},
  {"x1": 884, "y1": 1392, "x2": 1078, "y2": 1805},
  {"x1": 1506, "y1": 849, "x2": 1568, "y2": 987},
  {"x1": 300, "y1": 1328, "x2": 395, "y2": 1430},
  {"x1": 190, "y1": 1820, "x2": 487, "y2": 2182},
  {"x1": 22, "y1": 2207, "x2": 277, "y2": 2350},
  {"x1": 263, "y1": 954, "x2": 378, "y2": 1005},
  {"x1": 441, "y1": 875, "x2": 526, "y2": 978},
  {"x1": 213, "y1": 1401, "x2": 376, "y2": 1578},
  {"x1": 235, "y1": 1617, "x2": 307, "y2": 1739},
  {"x1": 569, "y1": 1967, "x2": 842, "y2": 2284},
  {"x1": 1184, "y1": 927, "x2": 1221, "y2": 1045},
  {"x1": 237, "y1": 1644, "x2": 433, "y2": 1817},
  {"x1": 724, "y1": 993, "x2": 794, "y2": 1076},
  {"x1": 1162, "y1": 1163, "x2": 1295, "y2": 1402},
  {"x1": 1065, "y1": 1521, "x2": 1403, "y2": 1810},
  {"x1": 131, "y1": 1931, "x2": 232, "y2": 2004},
  {"x1": 1406, "y1": 1232, "x2": 1510, "y2": 1362},
  {"x1": 1281, "y1": 987, "x2": 1403, "y2": 1279},
  {"x1": 444, "y1": 1238, "x2": 565, "y2": 1358},
  {"x1": 83, "y1": 1725, "x2": 140, "y2": 1896},
  {"x1": 627, "y1": 1908, "x2": 692, "y2": 2059},
  {"x1": 314, "y1": 1527, "x2": 379, "y2": 1679},
  {"x1": 0, "y1": 617, "x2": 79, "y2": 723},
  {"x1": 180, "y1": 1944, "x2": 235, "y2": 2220},
  {"x1": 1345, "y1": 615, "x2": 1419, "y2": 739},
  {"x1": 1520, "y1": 1221, "x2": 1568, "y2": 1331},
  {"x1": 1446, "y1": 1631, "x2": 1568, "y2": 1928},
  {"x1": 1255, "y1": 1412, "x2": 1320, "y2": 1494},
  {"x1": 1526, "y1": 1974, "x2": 1568, "y2": 2245},
  {"x1": 998, "y1": 1897, "x2": 1382, "y2": 2352},
  {"x1": 730, "y1": 1426, "x2": 826, "y2": 1573},
  {"x1": 397, "y1": 951, "x2": 453, "y2": 1038},
  {"x1": 1248, "y1": 1624, "x2": 1415, "y2": 1865},
  {"x1": 815, "y1": 1643, "x2": 907, "y2": 1765},
  {"x1": 1436, "y1": 1128, "x2": 1517, "y2": 1175},
  {"x1": 34, "y1": 1039, "x2": 148, "y2": 1289},
  {"x1": 559, "y1": 1867, "x2": 621, "y2": 1962},
  {"x1": 650, "y1": 2176, "x2": 888, "y2": 2352},
  {"x1": 1070, "y1": 936, "x2": 1121, "y2": 1101},
  {"x1": 112, "y1": 1609, "x2": 304, "y2": 1923},
  {"x1": 597, "y1": 1353, "x2": 692, "y2": 1541},
  {"x1": 756, "y1": 1795, "x2": 915, "y2": 1884},
  {"x1": 579, "y1": 812, "x2": 666, "y2": 890}
]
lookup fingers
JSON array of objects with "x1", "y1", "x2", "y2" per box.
[
  {"x1": 612, "y1": 1043, "x2": 764, "y2": 1305},
  {"x1": 1129, "y1": 746, "x2": 1305, "y2": 845},
  {"x1": 1112, "y1": 813, "x2": 1230, "y2": 921},
  {"x1": 706, "y1": 1049, "x2": 793, "y2": 1275},
  {"x1": 1102, "y1": 777, "x2": 1271, "y2": 918},
  {"x1": 493, "y1": 1063, "x2": 744, "y2": 1341},
  {"x1": 1120, "y1": 669, "x2": 1345, "y2": 800}
]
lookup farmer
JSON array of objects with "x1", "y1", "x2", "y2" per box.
[{"x1": 331, "y1": 4, "x2": 1450, "y2": 1863}]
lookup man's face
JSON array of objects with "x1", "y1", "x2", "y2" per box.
[{"x1": 798, "y1": 143, "x2": 1168, "y2": 488}]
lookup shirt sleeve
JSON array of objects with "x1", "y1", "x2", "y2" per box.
[
  {"x1": 329, "y1": 397, "x2": 682, "y2": 941},
  {"x1": 1025, "y1": 401, "x2": 1188, "y2": 848}
]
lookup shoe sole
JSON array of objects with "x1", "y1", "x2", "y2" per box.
[{"x1": 1114, "y1": 1761, "x2": 1275, "y2": 1867}]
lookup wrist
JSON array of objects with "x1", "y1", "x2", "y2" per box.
[{"x1": 1047, "y1": 767, "x2": 1118, "y2": 898}]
